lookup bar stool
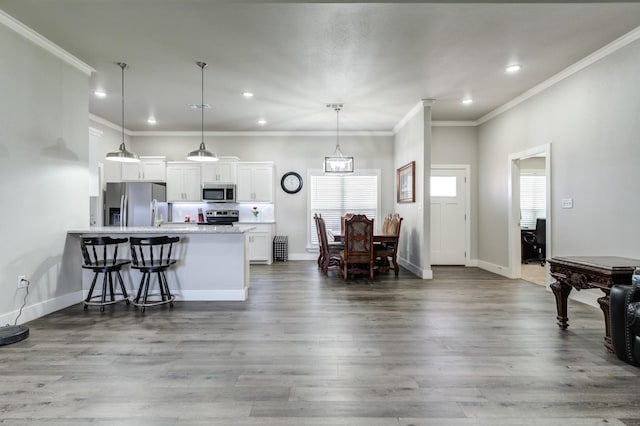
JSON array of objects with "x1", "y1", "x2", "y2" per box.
[
  {"x1": 80, "y1": 236, "x2": 131, "y2": 312},
  {"x1": 129, "y1": 236, "x2": 179, "y2": 313}
]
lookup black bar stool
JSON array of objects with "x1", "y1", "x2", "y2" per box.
[
  {"x1": 80, "y1": 236, "x2": 131, "y2": 312},
  {"x1": 129, "y1": 236, "x2": 180, "y2": 313}
]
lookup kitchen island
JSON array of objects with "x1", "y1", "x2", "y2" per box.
[{"x1": 67, "y1": 224, "x2": 255, "y2": 302}]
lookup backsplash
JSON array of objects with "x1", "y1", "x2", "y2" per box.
[{"x1": 169, "y1": 202, "x2": 274, "y2": 223}]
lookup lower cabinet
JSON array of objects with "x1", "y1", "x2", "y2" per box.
[{"x1": 246, "y1": 223, "x2": 274, "y2": 264}]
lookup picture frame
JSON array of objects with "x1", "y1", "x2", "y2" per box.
[{"x1": 397, "y1": 161, "x2": 415, "y2": 203}]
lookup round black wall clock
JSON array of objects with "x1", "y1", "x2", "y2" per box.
[{"x1": 281, "y1": 171, "x2": 303, "y2": 194}]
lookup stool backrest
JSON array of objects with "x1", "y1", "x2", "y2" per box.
[
  {"x1": 130, "y1": 236, "x2": 180, "y2": 267},
  {"x1": 81, "y1": 236, "x2": 129, "y2": 266}
]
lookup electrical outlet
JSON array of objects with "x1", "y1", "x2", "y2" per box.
[{"x1": 17, "y1": 275, "x2": 28, "y2": 288}]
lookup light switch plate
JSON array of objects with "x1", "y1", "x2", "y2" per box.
[{"x1": 562, "y1": 198, "x2": 573, "y2": 209}]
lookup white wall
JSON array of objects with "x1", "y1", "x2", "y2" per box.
[
  {"x1": 393, "y1": 103, "x2": 432, "y2": 278},
  {"x1": 126, "y1": 133, "x2": 395, "y2": 258},
  {"x1": 477, "y1": 37, "x2": 640, "y2": 285},
  {"x1": 432, "y1": 125, "x2": 478, "y2": 262},
  {"x1": 0, "y1": 23, "x2": 90, "y2": 324}
]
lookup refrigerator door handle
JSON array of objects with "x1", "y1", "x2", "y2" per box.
[{"x1": 120, "y1": 194, "x2": 127, "y2": 226}]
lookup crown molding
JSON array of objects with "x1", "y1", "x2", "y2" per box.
[
  {"x1": 89, "y1": 113, "x2": 133, "y2": 136},
  {"x1": 131, "y1": 130, "x2": 393, "y2": 137},
  {"x1": 432, "y1": 121, "x2": 478, "y2": 127},
  {"x1": 393, "y1": 101, "x2": 425, "y2": 134},
  {"x1": 0, "y1": 10, "x2": 94, "y2": 76},
  {"x1": 478, "y1": 24, "x2": 640, "y2": 125},
  {"x1": 88, "y1": 127, "x2": 103, "y2": 138}
]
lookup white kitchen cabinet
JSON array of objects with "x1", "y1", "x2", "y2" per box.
[
  {"x1": 121, "y1": 156, "x2": 166, "y2": 182},
  {"x1": 246, "y1": 223, "x2": 275, "y2": 264},
  {"x1": 201, "y1": 161, "x2": 237, "y2": 184},
  {"x1": 236, "y1": 162, "x2": 274, "y2": 202},
  {"x1": 166, "y1": 162, "x2": 201, "y2": 202}
]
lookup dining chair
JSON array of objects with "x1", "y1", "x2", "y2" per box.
[
  {"x1": 315, "y1": 214, "x2": 342, "y2": 275},
  {"x1": 375, "y1": 214, "x2": 403, "y2": 276},
  {"x1": 340, "y1": 214, "x2": 375, "y2": 283}
]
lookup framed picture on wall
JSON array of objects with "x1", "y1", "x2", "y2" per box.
[{"x1": 397, "y1": 161, "x2": 415, "y2": 203}]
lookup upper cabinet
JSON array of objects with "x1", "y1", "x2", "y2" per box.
[
  {"x1": 201, "y1": 160, "x2": 237, "y2": 184},
  {"x1": 236, "y1": 162, "x2": 274, "y2": 202},
  {"x1": 121, "y1": 156, "x2": 166, "y2": 182},
  {"x1": 166, "y1": 162, "x2": 202, "y2": 202}
]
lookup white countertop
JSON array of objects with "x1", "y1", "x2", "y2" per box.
[{"x1": 68, "y1": 225, "x2": 255, "y2": 234}]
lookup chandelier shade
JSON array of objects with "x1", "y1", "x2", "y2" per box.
[{"x1": 324, "y1": 104, "x2": 353, "y2": 173}]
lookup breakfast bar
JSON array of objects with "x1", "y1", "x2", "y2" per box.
[{"x1": 67, "y1": 225, "x2": 254, "y2": 302}]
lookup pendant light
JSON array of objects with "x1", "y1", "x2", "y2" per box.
[
  {"x1": 187, "y1": 61, "x2": 218, "y2": 162},
  {"x1": 105, "y1": 62, "x2": 140, "y2": 163},
  {"x1": 324, "y1": 103, "x2": 353, "y2": 173}
]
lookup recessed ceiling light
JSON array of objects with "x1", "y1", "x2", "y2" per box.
[
  {"x1": 462, "y1": 98, "x2": 473, "y2": 105},
  {"x1": 243, "y1": 92, "x2": 254, "y2": 98},
  {"x1": 94, "y1": 89, "x2": 106, "y2": 98},
  {"x1": 505, "y1": 64, "x2": 522, "y2": 73},
  {"x1": 147, "y1": 117, "x2": 157, "y2": 125},
  {"x1": 258, "y1": 119, "x2": 267, "y2": 125},
  {"x1": 188, "y1": 103, "x2": 211, "y2": 109}
]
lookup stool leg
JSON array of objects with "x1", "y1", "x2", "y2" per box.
[
  {"x1": 160, "y1": 271, "x2": 174, "y2": 308},
  {"x1": 141, "y1": 272, "x2": 152, "y2": 313},
  {"x1": 116, "y1": 271, "x2": 130, "y2": 305},
  {"x1": 85, "y1": 272, "x2": 99, "y2": 310},
  {"x1": 100, "y1": 272, "x2": 108, "y2": 312},
  {"x1": 134, "y1": 272, "x2": 146, "y2": 305},
  {"x1": 108, "y1": 272, "x2": 115, "y2": 302}
]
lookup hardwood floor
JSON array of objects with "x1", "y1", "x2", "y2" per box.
[{"x1": 2, "y1": 262, "x2": 640, "y2": 425}]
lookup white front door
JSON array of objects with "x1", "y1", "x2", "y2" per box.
[{"x1": 431, "y1": 168, "x2": 467, "y2": 265}]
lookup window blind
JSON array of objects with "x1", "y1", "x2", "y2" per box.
[
  {"x1": 520, "y1": 173, "x2": 546, "y2": 229},
  {"x1": 309, "y1": 173, "x2": 378, "y2": 246}
]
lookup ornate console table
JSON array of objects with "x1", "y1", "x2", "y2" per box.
[{"x1": 548, "y1": 256, "x2": 640, "y2": 351}]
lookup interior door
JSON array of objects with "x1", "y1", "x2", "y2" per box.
[{"x1": 431, "y1": 168, "x2": 466, "y2": 265}]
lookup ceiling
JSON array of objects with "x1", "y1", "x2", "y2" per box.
[{"x1": 2, "y1": 1, "x2": 640, "y2": 132}]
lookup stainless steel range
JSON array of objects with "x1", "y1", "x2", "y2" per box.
[{"x1": 204, "y1": 209, "x2": 239, "y2": 225}]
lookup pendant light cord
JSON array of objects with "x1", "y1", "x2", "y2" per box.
[
  {"x1": 117, "y1": 62, "x2": 127, "y2": 146},
  {"x1": 336, "y1": 107, "x2": 340, "y2": 149},
  {"x1": 201, "y1": 62, "x2": 204, "y2": 142}
]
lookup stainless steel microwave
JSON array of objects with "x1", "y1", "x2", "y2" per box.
[{"x1": 202, "y1": 184, "x2": 236, "y2": 203}]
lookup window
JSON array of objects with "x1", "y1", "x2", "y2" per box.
[
  {"x1": 431, "y1": 176, "x2": 457, "y2": 197},
  {"x1": 520, "y1": 171, "x2": 546, "y2": 229},
  {"x1": 309, "y1": 171, "x2": 380, "y2": 247}
]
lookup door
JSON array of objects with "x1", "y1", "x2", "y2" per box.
[{"x1": 431, "y1": 168, "x2": 467, "y2": 265}]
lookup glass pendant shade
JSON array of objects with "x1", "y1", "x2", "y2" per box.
[
  {"x1": 324, "y1": 104, "x2": 353, "y2": 173},
  {"x1": 188, "y1": 61, "x2": 218, "y2": 162},
  {"x1": 106, "y1": 62, "x2": 139, "y2": 163}
]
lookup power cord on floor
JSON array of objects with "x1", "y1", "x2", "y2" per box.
[{"x1": 13, "y1": 279, "x2": 30, "y2": 326}]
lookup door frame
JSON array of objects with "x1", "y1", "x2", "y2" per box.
[
  {"x1": 430, "y1": 164, "x2": 471, "y2": 266},
  {"x1": 507, "y1": 143, "x2": 551, "y2": 281}
]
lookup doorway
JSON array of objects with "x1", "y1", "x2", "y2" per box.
[
  {"x1": 430, "y1": 165, "x2": 470, "y2": 265},
  {"x1": 508, "y1": 144, "x2": 551, "y2": 283}
]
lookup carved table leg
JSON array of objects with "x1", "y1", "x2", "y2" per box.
[
  {"x1": 597, "y1": 292, "x2": 614, "y2": 353},
  {"x1": 550, "y1": 280, "x2": 572, "y2": 329}
]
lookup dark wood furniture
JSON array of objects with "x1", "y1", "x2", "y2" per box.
[
  {"x1": 340, "y1": 214, "x2": 375, "y2": 283},
  {"x1": 521, "y1": 229, "x2": 537, "y2": 263},
  {"x1": 548, "y1": 256, "x2": 640, "y2": 351},
  {"x1": 80, "y1": 236, "x2": 131, "y2": 311},
  {"x1": 374, "y1": 215, "x2": 403, "y2": 276},
  {"x1": 129, "y1": 236, "x2": 180, "y2": 313},
  {"x1": 313, "y1": 214, "x2": 342, "y2": 275}
]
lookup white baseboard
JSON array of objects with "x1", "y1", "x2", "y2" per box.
[
  {"x1": 398, "y1": 257, "x2": 432, "y2": 279},
  {"x1": 175, "y1": 289, "x2": 248, "y2": 301},
  {"x1": 0, "y1": 291, "x2": 83, "y2": 326},
  {"x1": 466, "y1": 258, "x2": 479, "y2": 267},
  {"x1": 477, "y1": 260, "x2": 512, "y2": 278}
]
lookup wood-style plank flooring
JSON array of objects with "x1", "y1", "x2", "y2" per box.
[{"x1": 2, "y1": 262, "x2": 640, "y2": 425}]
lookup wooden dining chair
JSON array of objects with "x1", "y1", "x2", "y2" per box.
[
  {"x1": 340, "y1": 214, "x2": 375, "y2": 282},
  {"x1": 375, "y1": 214, "x2": 403, "y2": 276},
  {"x1": 315, "y1": 214, "x2": 342, "y2": 275}
]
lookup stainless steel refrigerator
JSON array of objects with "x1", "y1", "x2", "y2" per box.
[{"x1": 104, "y1": 182, "x2": 167, "y2": 226}]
